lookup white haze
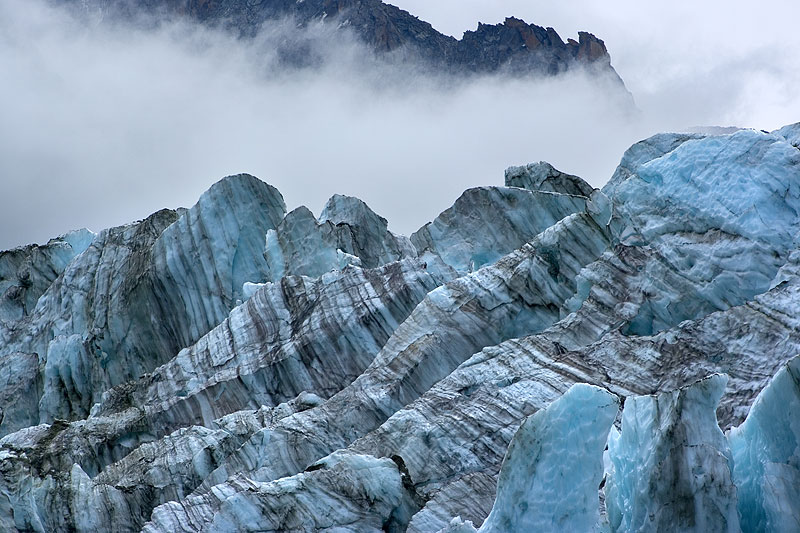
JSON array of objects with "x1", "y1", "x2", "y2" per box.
[
  {"x1": 0, "y1": 0, "x2": 797, "y2": 249},
  {"x1": 393, "y1": 0, "x2": 800, "y2": 131}
]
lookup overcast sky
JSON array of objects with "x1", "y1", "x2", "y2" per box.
[{"x1": 1, "y1": 0, "x2": 798, "y2": 250}]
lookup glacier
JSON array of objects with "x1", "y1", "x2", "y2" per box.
[
  {"x1": 263, "y1": 195, "x2": 417, "y2": 283},
  {"x1": 0, "y1": 123, "x2": 799, "y2": 532},
  {"x1": 605, "y1": 375, "x2": 739, "y2": 533},
  {"x1": 478, "y1": 384, "x2": 618, "y2": 533},
  {"x1": 0, "y1": 228, "x2": 95, "y2": 324},
  {"x1": 728, "y1": 356, "x2": 800, "y2": 531}
]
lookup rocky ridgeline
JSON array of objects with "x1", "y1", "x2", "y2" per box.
[
  {"x1": 1, "y1": 123, "x2": 799, "y2": 531},
  {"x1": 53, "y1": 0, "x2": 623, "y2": 81}
]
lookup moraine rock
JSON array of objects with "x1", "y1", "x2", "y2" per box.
[{"x1": 452, "y1": 18, "x2": 615, "y2": 76}]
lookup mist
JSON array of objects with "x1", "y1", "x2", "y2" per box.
[
  {"x1": 393, "y1": 0, "x2": 800, "y2": 131},
  {"x1": 1, "y1": 0, "x2": 794, "y2": 250}
]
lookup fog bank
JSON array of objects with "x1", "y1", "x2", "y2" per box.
[{"x1": 3, "y1": 0, "x2": 792, "y2": 249}]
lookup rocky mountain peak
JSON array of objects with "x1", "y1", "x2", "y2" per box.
[
  {"x1": 454, "y1": 15, "x2": 615, "y2": 76},
  {"x1": 54, "y1": 0, "x2": 625, "y2": 81},
  {"x1": 575, "y1": 31, "x2": 610, "y2": 63}
]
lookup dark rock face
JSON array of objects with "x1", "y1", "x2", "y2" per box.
[
  {"x1": 455, "y1": 18, "x2": 611, "y2": 76},
  {"x1": 52, "y1": 0, "x2": 624, "y2": 81}
]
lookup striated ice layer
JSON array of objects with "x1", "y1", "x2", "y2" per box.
[
  {"x1": 129, "y1": 211, "x2": 611, "y2": 532},
  {"x1": 504, "y1": 161, "x2": 595, "y2": 197},
  {"x1": 411, "y1": 186, "x2": 587, "y2": 274},
  {"x1": 209, "y1": 212, "x2": 610, "y2": 483},
  {"x1": 0, "y1": 209, "x2": 181, "y2": 434},
  {"x1": 152, "y1": 214, "x2": 607, "y2": 531},
  {"x1": 102, "y1": 121, "x2": 800, "y2": 529},
  {"x1": 728, "y1": 355, "x2": 800, "y2": 532},
  {"x1": 91, "y1": 258, "x2": 449, "y2": 436},
  {"x1": 0, "y1": 174, "x2": 286, "y2": 435},
  {"x1": 438, "y1": 364, "x2": 799, "y2": 533},
  {"x1": 479, "y1": 384, "x2": 618, "y2": 533},
  {"x1": 403, "y1": 270, "x2": 800, "y2": 531},
  {"x1": 405, "y1": 274, "x2": 800, "y2": 532},
  {"x1": 0, "y1": 258, "x2": 449, "y2": 532},
  {"x1": 0, "y1": 228, "x2": 94, "y2": 323},
  {"x1": 263, "y1": 195, "x2": 415, "y2": 284},
  {"x1": 318, "y1": 194, "x2": 417, "y2": 269},
  {"x1": 141, "y1": 451, "x2": 406, "y2": 532},
  {"x1": 151, "y1": 173, "x2": 287, "y2": 337},
  {"x1": 0, "y1": 176, "x2": 589, "y2": 531},
  {"x1": 606, "y1": 375, "x2": 740, "y2": 533},
  {"x1": 2, "y1": 123, "x2": 800, "y2": 532}
]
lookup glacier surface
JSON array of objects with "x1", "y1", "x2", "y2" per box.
[{"x1": 0, "y1": 124, "x2": 799, "y2": 532}]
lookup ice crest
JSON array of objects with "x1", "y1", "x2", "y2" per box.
[
  {"x1": 728, "y1": 355, "x2": 800, "y2": 532},
  {"x1": 480, "y1": 384, "x2": 619, "y2": 533},
  {"x1": 606, "y1": 375, "x2": 740, "y2": 533}
]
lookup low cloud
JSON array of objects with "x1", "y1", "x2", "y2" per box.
[
  {"x1": 3, "y1": 0, "x2": 792, "y2": 250},
  {"x1": 393, "y1": 0, "x2": 800, "y2": 131}
]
